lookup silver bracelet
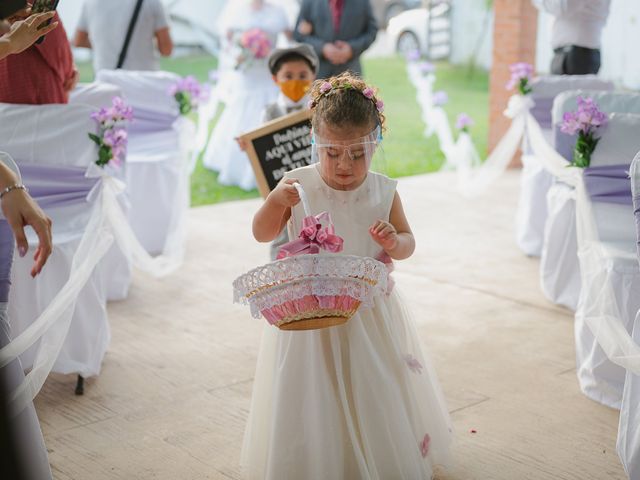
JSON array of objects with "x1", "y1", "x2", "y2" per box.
[{"x1": 0, "y1": 184, "x2": 28, "y2": 200}]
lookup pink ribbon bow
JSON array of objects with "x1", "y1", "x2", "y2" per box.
[{"x1": 277, "y1": 212, "x2": 344, "y2": 259}]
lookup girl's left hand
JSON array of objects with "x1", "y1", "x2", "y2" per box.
[{"x1": 369, "y1": 220, "x2": 398, "y2": 252}]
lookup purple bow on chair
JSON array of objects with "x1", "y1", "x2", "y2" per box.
[{"x1": 277, "y1": 212, "x2": 344, "y2": 259}]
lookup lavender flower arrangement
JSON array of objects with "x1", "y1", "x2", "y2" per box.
[
  {"x1": 456, "y1": 113, "x2": 474, "y2": 133},
  {"x1": 418, "y1": 61, "x2": 435, "y2": 76},
  {"x1": 506, "y1": 62, "x2": 534, "y2": 96},
  {"x1": 432, "y1": 90, "x2": 448, "y2": 107},
  {"x1": 560, "y1": 96, "x2": 608, "y2": 168},
  {"x1": 169, "y1": 76, "x2": 205, "y2": 116},
  {"x1": 88, "y1": 97, "x2": 133, "y2": 168},
  {"x1": 406, "y1": 49, "x2": 421, "y2": 63}
]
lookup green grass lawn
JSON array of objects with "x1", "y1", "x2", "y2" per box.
[{"x1": 77, "y1": 55, "x2": 488, "y2": 206}]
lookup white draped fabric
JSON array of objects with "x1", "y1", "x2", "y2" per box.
[
  {"x1": 573, "y1": 114, "x2": 640, "y2": 409},
  {"x1": 70, "y1": 82, "x2": 133, "y2": 301},
  {"x1": 617, "y1": 153, "x2": 640, "y2": 479},
  {"x1": 0, "y1": 99, "x2": 185, "y2": 415},
  {"x1": 0, "y1": 104, "x2": 114, "y2": 415},
  {"x1": 541, "y1": 91, "x2": 640, "y2": 311},
  {"x1": 515, "y1": 75, "x2": 613, "y2": 257},
  {"x1": 96, "y1": 70, "x2": 195, "y2": 259}
]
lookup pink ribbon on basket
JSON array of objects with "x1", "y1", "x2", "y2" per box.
[
  {"x1": 375, "y1": 251, "x2": 395, "y2": 294},
  {"x1": 277, "y1": 212, "x2": 344, "y2": 259}
]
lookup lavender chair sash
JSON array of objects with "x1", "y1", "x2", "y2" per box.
[
  {"x1": 18, "y1": 164, "x2": 100, "y2": 210},
  {"x1": 583, "y1": 164, "x2": 632, "y2": 206},
  {"x1": 0, "y1": 222, "x2": 13, "y2": 303},
  {"x1": 129, "y1": 108, "x2": 178, "y2": 135},
  {"x1": 530, "y1": 97, "x2": 555, "y2": 130},
  {"x1": 553, "y1": 124, "x2": 577, "y2": 162}
]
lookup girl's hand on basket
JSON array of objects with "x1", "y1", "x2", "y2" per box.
[
  {"x1": 271, "y1": 178, "x2": 300, "y2": 208},
  {"x1": 369, "y1": 219, "x2": 398, "y2": 252}
]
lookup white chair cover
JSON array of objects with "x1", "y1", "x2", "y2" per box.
[
  {"x1": 541, "y1": 91, "x2": 640, "y2": 310},
  {"x1": 573, "y1": 113, "x2": 640, "y2": 409},
  {"x1": 516, "y1": 76, "x2": 613, "y2": 257},
  {"x1": 95, "y1": 70, "x2": 194, "y2": 259},
  {"x1": 617, "y1": 153, "x2": 640, "y2": 479},
  {"x1": 70, "y1": 82, "x2": 133, "y2": 301},
  {"x1": 0, "y1": 104, "x2": 115, "y2": 417}
]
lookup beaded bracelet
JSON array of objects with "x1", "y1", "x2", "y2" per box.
[{"x1": 0, "y1": 184, "x2": 28, "y2": 200}]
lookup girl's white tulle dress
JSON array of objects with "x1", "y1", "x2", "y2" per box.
[
  {"x1": 241, "y1": 165, "x2": 453, "y2": 479},
  {"x1": 203, "y1": 3, "x2": 289, "y2": 191}
]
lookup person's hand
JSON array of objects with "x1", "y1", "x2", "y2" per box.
[
  {"x1": 5, "y1": 7, "x2": 31, "y2": 23},
  {"x1": 334, "y1": 41, "x2": 353, "y2": 64},
  {"x1": 322, "y1": 42, "x2": 342, "y2": 65},
  {"x1": 1, "y1": 189, "x2": 53, "y2": 277},
  {"x1": 297, "y1": 20, "x2": 313, "y2": 36},
  {"x1": 2, "y1": 11, "x2": 58, "y2": 55},
  {"x1": 270, "y1": 178, "x2": 301, "y2": 208},
  {"x1": 369, "y1": 219, "x2": 398, "y2": 252},
  {"x1": 63, "y1": 66, "x2": 79, "y2": 92},
  {"x1": 235, "y1": 137, "x2": 248, "y2": 152}
]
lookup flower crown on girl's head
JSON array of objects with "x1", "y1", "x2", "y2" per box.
[{"x1": 308, "y1": 79, "x2": 385, "y2": 115}]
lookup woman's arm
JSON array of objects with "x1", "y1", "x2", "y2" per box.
[{"x1": 369, "y1": 191, "x2": 415, "y2": 260}]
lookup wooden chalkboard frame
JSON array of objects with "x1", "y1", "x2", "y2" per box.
[{"x1": 239, "y1": 109, "x2": 312, "y2": 198}]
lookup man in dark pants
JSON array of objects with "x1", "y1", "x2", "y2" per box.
[
  {"x1": 533, "y1": 0, "x2": 611, "y2": 75},
  {"x1": 293, "y1": 0, "x2": 378, "y2": 79}
]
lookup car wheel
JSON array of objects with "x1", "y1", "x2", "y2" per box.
[
  {"x1": 385, "y1": 3, "x2": 406, "y2": 25},
  {"x1": 396, "y1": 31, "x2": 420, "y2": 56}
]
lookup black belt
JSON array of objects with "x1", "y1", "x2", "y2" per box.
[{"x1": 554, "y1": 45, "x2": 600, "y2": 54}]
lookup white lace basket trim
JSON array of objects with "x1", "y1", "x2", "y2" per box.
[{"x1": 233, "y1": 255, "x2": 388, "y2": 319}]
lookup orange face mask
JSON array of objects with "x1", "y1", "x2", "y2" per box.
[{"x1": 278, "y1": 79, "x2": 312, "y2": 103}]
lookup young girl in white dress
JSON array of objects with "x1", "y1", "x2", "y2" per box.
[
  {"x1": 243, "y1": 72, "x2": 453, "y2": 479},
  {"x1": 203, "y1": 0, "x2": 290, "y2": 191}
]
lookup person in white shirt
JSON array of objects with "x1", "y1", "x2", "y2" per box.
[
  {"x1": 73, "y1": 0, "x2": 173, "y2": 73},
  {"x1": 533, "y1": 0, "x2": 611, "y2": 75}
]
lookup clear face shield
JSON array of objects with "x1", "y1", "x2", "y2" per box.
[{"x1": 311, "y1": 124, "x2": 386, "y2": 192}]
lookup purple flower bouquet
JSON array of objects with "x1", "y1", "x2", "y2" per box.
[
  {"x1": 456, "y1": 113, "x2": 474, "y2": 133},
  {"x1": 560, "y1": 96, "x2": 608, "y2": 168},
  {"x1": 88, "y1": 96, "x2": 133, "y2": 168},
  {"x1": 506, "y1": 62, "x2": 534, "y2": 96},
  {"x1": 169, "y1": 76, "x2": 205, "y2": 116}
]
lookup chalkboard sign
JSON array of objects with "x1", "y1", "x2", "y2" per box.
[{"x1": 240, "y1": 109, "x2": 313, "y2": 198}]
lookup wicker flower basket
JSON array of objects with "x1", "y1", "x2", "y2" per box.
[{"x1": 233, "y1": 184, "x2": 388, "y2": 331}]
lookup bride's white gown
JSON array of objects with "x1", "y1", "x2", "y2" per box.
[
  {"x1": 203, "y1": 3, "x2": 289, "y2": 191},
  {"x1": 241, "y1": 165, "x2": 453, "y2": 479}
]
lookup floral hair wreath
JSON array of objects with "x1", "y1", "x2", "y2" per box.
[{"x1": 308, "y1": 80, "x2": 385, "y2": 115}]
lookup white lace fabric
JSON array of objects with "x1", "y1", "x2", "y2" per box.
[{"x1": 233, "y1": 254, "x2": 388, "y2": 319}]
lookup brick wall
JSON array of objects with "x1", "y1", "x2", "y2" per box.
[{"x1": 488, "y1": 0, "x2": 538, "y2": 166}]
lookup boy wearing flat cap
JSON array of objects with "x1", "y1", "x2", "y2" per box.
[{"x1": 262, "y1": 43, "x2": 319, "y2": 122}]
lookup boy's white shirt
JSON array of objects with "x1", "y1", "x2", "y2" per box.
[{"x1": 278, "y1": 92, "x2": 310, "y2": 112}]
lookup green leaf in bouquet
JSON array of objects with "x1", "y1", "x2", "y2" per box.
[{"x1": 88, "y1": 132, "x2": 102, "y2": 146}]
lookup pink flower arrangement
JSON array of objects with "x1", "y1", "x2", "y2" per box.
[
  {"x1": 236, "y1": 28, "x2": 272, "y2": 69},
  {"x1": 560, "y1": 96, "x2": 608, "y2": 167},
  {"x1": 88, "y1": 96, "x2": 133, "y2": 167},
  {"x1": 376, "y1": 99, "x2": 384, "y2": 114},
  {"x1": 506, "y1": 62, "x2": 534, "y2": 95}
]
